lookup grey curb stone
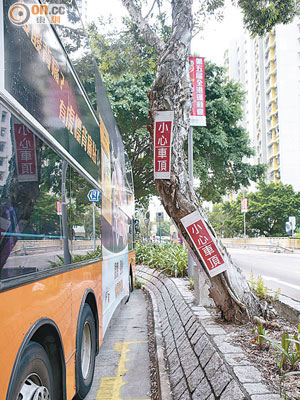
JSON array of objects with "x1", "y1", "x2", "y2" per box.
[
  {"x1": 199, "y1": 342, "x2": 215, "y2": 368},
  {"x1": 209, "y1": 365, "x2": 232, "y2": 396},
  {"x1": 170, "y1": 365, "x2": 184, "y2": 388},
  {"x1": 233, "y1": 366, "x2": 262, "y2": 383},
  {"x1": 205, "y1": 325, "x2": 227, "y2": 335},
  {"x1": 204, "y1": 352, "x2": 223, "y2": 380},
  {"x1": 187, "y1": 366, "x2": 205, "y2": 393},
  {"x1": 180, "y1": 348, "x2": 200, "y2": 378},
  {"x1": 136, "y1": 267, "x2": 280, "y2": 400},
  {"x1": 172, "y1": 377, "x2": 188, "y2": 400},
  {"x1": 220, "y1": 379, "x2": 246, "y2": 399},
  {"x1": 223, "y1": 352, "x2": 252, "y2": 366},
  {"x1": 187, "y1": 321, "x2": 199, "y2": 339},
  {"x1": 251, "y1": 395, "x2": 281, "y2": 400},
  {"x1": 244, "y1": 383, "x2": 272, "y2": 395},
  {"x1": 192, "y1": 376, "x2": 212, "y2": 399},
  {"x1": 194, "y1": 334, "x2": 209, "y2": 357},
  {"x1": 179, "y1": 390, "x2": 191, "y2": 400},
  {"x1": 191, "y1": 329, "x2": 204, "y2": 346},
  {"x1": 207, "y1": 394, "x2": 216, "y2": 400}
]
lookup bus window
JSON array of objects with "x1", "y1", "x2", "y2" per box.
[{"x1": 0, "y1": 102, "x2": 102, "y2": 281}]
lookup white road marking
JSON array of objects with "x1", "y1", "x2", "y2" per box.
[{"x1": 262, "y1": 275, "x2": 300, "y2": 291}]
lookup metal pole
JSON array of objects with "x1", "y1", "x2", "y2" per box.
[
  {"x1": 243, "y1": 211, "x2": 246, "y2": 248},
  {"x1": 159, "y1": 221, "x2": 161, "y2": 243},
  {"x1": 188, "y1": 126, "x2": 194, "y2": 277},
  {"x1": 59, "y1": 215, "x2": 62, "y2": 249},
  {"x1": 62, "y1": 161, "x2": 71, "y2": 265},
  {"x1": 93, "y1": 202, "x2": 96, "y2": 251}
]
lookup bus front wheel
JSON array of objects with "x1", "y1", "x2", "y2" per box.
[
  {"x1": 11, "y1": 341, "x2": 53, "y2": 400},
  {"x1": 76, "y1": 303, "x2": 96, "y2": 399}
]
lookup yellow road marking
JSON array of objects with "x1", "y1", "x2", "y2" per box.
[{"x1": 96, "y1": 341, "x2": 150, "y2": 400}]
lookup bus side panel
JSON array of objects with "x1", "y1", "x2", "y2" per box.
[
  {"x1": 0, "y1": 261, "x2": 103, "y2": 400},
  {"x1": 102, "y1": 253, "x2": 129, "y2": 336},
  {"x1": 0, "y1": 273, "x2": 72, "y2": 400},
  {"x1": 71, "y1": 260, "x2": 103, "y2": 348}
]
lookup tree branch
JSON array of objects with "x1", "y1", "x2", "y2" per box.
[
  {"x1": 145, "y1": 0, "x2": 157, "y2": 19},
  {"x1": 121, "y1": 0, "x2": 165, "y2": 55}
]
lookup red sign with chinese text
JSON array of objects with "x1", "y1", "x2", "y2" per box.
[
  {"x1": 154, "y1": 121, "x2": 172, "y2": 147},
  {"x1": 189, "y1": 56, "x2": 206, "y2": 127},
  {"x1": 241, "y1": 198, "x2": 248, "y2": 213},
  {"x1": 181, "y1": 210, "x2": 226, "y2": 277},
  {"x1": 154, "y1": 146, "x2": 171, "y2": 177},
  {"x1": 57, "y1": 201, "x2": 62, "y2": 216},
  {"x1": 154, "y1": 112, "x2": 174, "y2": 179},
  {"x1": 13, "y1": 124, "x2": 38, "y2": 182}
]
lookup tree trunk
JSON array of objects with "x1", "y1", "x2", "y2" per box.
[{"x1": 122, "y1": 0, "x2": 261, "y2": 323}]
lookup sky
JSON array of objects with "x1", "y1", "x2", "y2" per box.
[{"x1": 86, "y1": 0, "x2": 244, "y2": 66}]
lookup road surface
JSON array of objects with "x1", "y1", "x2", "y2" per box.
[
  {"x1": 228, "y1": 248, "x2": 300, "y2": 301},
  {"x1": 85, "y1": 289, "x2": 151, "y2": 400}
]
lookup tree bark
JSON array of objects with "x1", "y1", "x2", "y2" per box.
[{"x1": 122, "y1": 0, "x2": 261, "y2": 323}]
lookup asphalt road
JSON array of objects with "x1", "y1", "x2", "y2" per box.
[
  {"x1": 85, "y1": 289, "x2": 151, "y2": 400},
  {"x1": 228, "y1": 248, "x2": 300, "y2": 301}
]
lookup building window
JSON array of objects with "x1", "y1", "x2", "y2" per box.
[
  {"x1": 1, "y1": 111, "x2": 7, "y2": 122},
  {"x1": 0, "y1": 158, "x2": 3, "y2": 166},
  {"x1": 1, "y1": 128, "x2": 5, "y2": 137},
  {"x1": 0, "y1": 143, "x2": 4, "y2": 152}
]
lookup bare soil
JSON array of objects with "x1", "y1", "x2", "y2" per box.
[{"x1": 218, "y1": 311, "x2": 300, "y2": 399}]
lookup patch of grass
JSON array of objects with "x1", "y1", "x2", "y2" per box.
[
  {"x1": 135, "y1": 242, "x2": 188, "y2": 277},
  {"x1": 249, "y1": 271, "x2": 280, "y2": 301}
]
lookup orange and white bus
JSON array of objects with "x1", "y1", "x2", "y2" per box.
[{"x1": 0, "y1": 1, "x2": 135, "y2": 399}]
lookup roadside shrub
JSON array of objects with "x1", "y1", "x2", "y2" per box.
[{"x1": 136, "y1": 241, "x2": 188, "y2": 277}]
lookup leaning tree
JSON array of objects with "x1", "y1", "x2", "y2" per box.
[{"x1": 119, "y1": 0, "x2": 299, "y2": 322}]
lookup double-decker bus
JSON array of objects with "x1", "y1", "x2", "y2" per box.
[{"x1": 0, "y1": 1, "x2": 135, "y2": 399}]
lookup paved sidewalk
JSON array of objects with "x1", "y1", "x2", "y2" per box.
[
  {"x1": 86, "y1": 290, "x2": 151, "y2": 400},
  {"x1": 137, "y1": 266, "x2": 281, "y2": 400}
]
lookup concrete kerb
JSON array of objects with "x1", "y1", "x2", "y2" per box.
[
  {"x1": 137, "y1": 266, "x2": 283, "y2": 400},
  {"x1": 144, "y1": 282, "x2": 173, "y2": 400}
]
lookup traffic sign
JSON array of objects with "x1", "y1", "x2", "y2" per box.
[
  {"x1": 156, "y1": 212, "x2": 164, "y2": 222},
  {"x1": 289, "y1": 216, "x2": 296, "y2": 230},
  {"x1": 285, "y1": 222, "x2": 292, "y2": 235},
  {"x1": 56, "y1": 201, "x2": 62, "y2": 215},
  {"x1": 181, "y1": 210, "x2": 226, "y2": 277},
  {"x1": 87, "y1": 189, "x2": 100, "y2": 202},
  {"x1": 241, "y1": 198, "x2": 248, "y2": 213}
]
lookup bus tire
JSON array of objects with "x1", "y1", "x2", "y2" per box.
[
  {"x1": 10, "y1": 341, "x2": 53, "y2": 399},
  {"x1": 126, "y1": 270, "x2": 133, "y2": 303},
  {"x1": 76, "y1": 303, "x2": 96, "y2": 399},
  {"x1": 129, "y1": 271, "x2": 133, "y2": 293}
]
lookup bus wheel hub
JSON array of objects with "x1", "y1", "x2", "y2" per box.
[
  {"x1": 20, "y1": 378, "x2": 50, "y2": 400},
  {"x1": 33, "y1": 386, "x2": 50, "y2": 400}
]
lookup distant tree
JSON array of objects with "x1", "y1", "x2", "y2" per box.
[
  {"x1": 157, "y1": 220, "x2": 171, "y2": 237},
  {"x1": 246, "y1": 182, "x2": 300, "y2": 236},
  {"x1": 29, "y1": 189, "x2": 59, "y2": 235},
  {"x1": 207, "y1": 203, "x2": 237, "y2": 238},
  {"x1": 237, "y1": 0, "x2": 300, "y2": 37},
  {"x1": 209, "y1": 182, "x2": 300, "y2": 237}
]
